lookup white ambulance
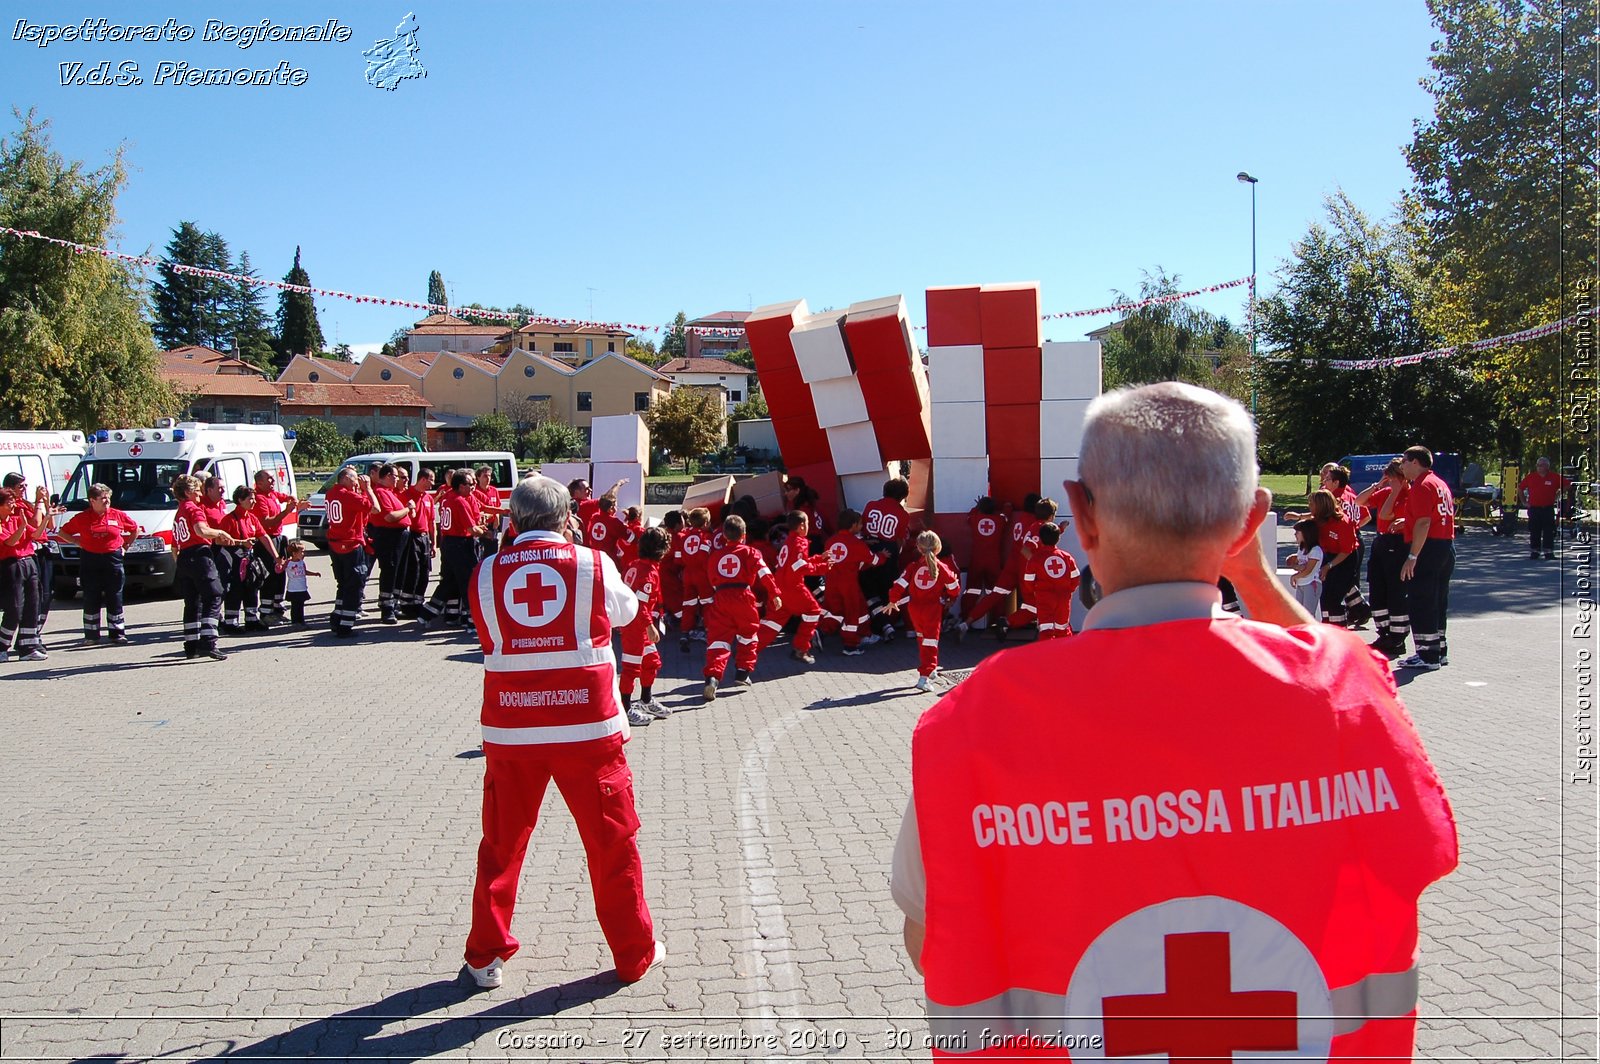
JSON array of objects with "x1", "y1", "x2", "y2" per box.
[
  {"x1": 0, "y1": 429, "x2": 89, "y2": 499},
  {"x1": 51, "y1": 421, "x2": 298, "y2": 595}
]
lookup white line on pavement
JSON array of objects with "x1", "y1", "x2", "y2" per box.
[{"x1": 736, "y1": 708, "x2": 805, "y2": 1042}]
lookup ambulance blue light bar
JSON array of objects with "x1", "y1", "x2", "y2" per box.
[{"x1": 172, "y1": 429, "x2": 186, "y2": 441}]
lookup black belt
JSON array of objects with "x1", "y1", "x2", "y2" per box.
[
  {"x1": 178, "y1": 545, "x2": 211, "y2": 557},
  {"x1": 714, "y1": 582, "x2": 749, "y2": 593}
]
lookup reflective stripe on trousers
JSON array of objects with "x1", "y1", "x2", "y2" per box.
[{"x1": 923, "y1": 965, "x2": 1421, "y2": 1051}]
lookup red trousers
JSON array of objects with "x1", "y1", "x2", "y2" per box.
[
  {"x1": 680, "y1": 570, "x2": 710, "y2": 631},
  {"x1": 964, "y1": 558, "x2": 1022, "y2": 623},
  {"x1": 758, "y1": 585, "x2": 821, "y2": 653},
  {"x1": 619, "y1": 622, "x2": 661, "y2": 693},
  {"x1": 821, "y1": 580, "x2": 869, "y2": 648},
  {"x1": 704, "y1": 588, "x2": 760, "y2": 679},
  {"x1": 1036, "y1": 593, "x2": 1074, "y2": 639},
  {"x1": 961, "y1": 561, "x2": 1000, "y2": 617},
  {"x1": 466, "y1": 746, "x2": 656, "y2": 979},
  {"x1": 909, "y1": 602, "x2": 945, "y2": 677}
]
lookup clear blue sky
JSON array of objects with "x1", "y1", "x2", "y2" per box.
[{"x1": 4, "y1": 0, "x2": 1441, "y2": 353}]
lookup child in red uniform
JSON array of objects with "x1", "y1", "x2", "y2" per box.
[
  {"x1": 963, "y1": 496, "x2": 1007, "y2": 621},
  {"x1": 677, "y1": 508, "x2": 713, "y2": 649},
  {"x1": 758, "y1": 511, "x2": 833, "y2": 665},
  {"x1": 701, "y1": 515, "x2": 780, "y2": 701},
  {"x1": 585, "y1": 494, "x2": 632, "y2": 562},
  {"x1": 886, "y1": 530, "x2": 962, "y2": 692},
  {"x1": 963, "y1": 491, "x2": 1042, "y2": 632},
  {"x1": 1024, "y1": 522, "x2": 1081, "y2": 639},
  {"x1": 820, "y1": 509, "x2": 884, "y2": 656},
  {"x1": 619, "y1": 507, "x2": 646, "y2": 564},
  {"x1": 619, "y1": 527, "x2": 673, "y2": 727},
  {"x1": 1005, "y1": 497, "x2": 1060, "y2": 632}
]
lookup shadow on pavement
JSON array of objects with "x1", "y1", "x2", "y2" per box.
[{"x1": 65, "y1": 972, "x2": 629, "y2": 1064}]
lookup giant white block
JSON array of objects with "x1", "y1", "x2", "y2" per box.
[
  {"x1": 1040, "y1": 399, "x2": 1093, "y2": 458},
  {"x1": 1040, "y1": 458, "x2": 1080, "y2": 502},
  {"x1": 926, "y1": 345, "x2": 986, "y2": 404},
  {"x1": 810, "y1": 375, "x2": 870, "y2": 429},
  {"x1": 931, "y1": 401, "x2": 988, "y2": 459},
  {"x1": 841, "y1": 467, "x2": 896, "y2": 510},
  {"x1": 933, "y1": 457, "x2": 989, "y2": 514},
  {"x1": 825, "y1": 421, "x2": 885, "y2": 475},
  {"x1": 1257, "y1": 509, "x2": 1279, "y2": 568},
  {"x1": 789, "y1": 312, "x2": 853, "y2": 383},
  {"x1": 591, "y1": 462, "x2": 645, "y2": 511},
  {"x1": 538, "y1": 462, "x2": 591, "y2": 489},
  {"x1": 590, "y1": 414, "x2": 649, "y2": 464},
  {"x1": 1041, "y1": 341, "x2": 1103, "y2": 400}
]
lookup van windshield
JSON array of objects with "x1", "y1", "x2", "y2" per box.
[{"x1": 60, "y1": 459, "x2": 190, "y2": 512}]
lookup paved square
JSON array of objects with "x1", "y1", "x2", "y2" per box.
[{"x1": 0, "y1": 529, "x2": 1594, "y2": 1061}]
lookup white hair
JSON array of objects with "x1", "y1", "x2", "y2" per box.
[
  {"x1": 1078, "y1": 382, "x2": 1257, "y2": 543},
  {"x1": 509, "y1": 475, "x2": 570, "y2": 533}
]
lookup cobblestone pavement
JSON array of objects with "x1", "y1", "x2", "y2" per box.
[{"x1": 0, "y1": 528, "x2": 1594, "y2": 1062}]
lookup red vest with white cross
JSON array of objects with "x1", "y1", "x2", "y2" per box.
[
  {"x1": 913, "y1": 618, "x2": 1458, "y2": 1060},
  {"x1": 468, "y1": 535, "x2": 624, "y2": 758}
]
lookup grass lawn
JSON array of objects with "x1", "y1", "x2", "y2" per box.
[{"x1": 1261, "y1": 473, "x2": 1311, "y2": 512}]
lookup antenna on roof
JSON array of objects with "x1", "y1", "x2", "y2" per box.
[{"x1": 587, "y1": 287, "x2": 598, "y2": 320}]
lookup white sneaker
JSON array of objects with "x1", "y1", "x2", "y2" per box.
[
  {"x1": 626, "y1": 705, "x2": 653, "y2": 727},
  {"x1": 1394, "y1": 654, "x2": 1442, "y2": 672},
  {"x1": 644, "y1": 699, "x2": 672, "y2": 719},
  {"x1": 860, "y1": 634, "x2": 881, "y2": 646},
  {"x1": 914, "y1": 675, "x2": 931, "y2": 692},
  {"x1": 622, "y1": 939, "x2": 667, "y2": 982},
  {"x1": 467, "y1": 957, "x2": 505, "y2": 989},
  {"x1": 955, "y1": 621, "x2": 969, "y2": 643},
  {"x1": 842, "y1": 647, "x2": 865, "y2": 657},
  {"x1": 23, "y1": 648, "x2": 47, "y2": 662}
]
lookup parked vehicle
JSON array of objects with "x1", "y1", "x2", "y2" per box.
[
  {"x1": 0, "y1": 429, "x2": 88, "y2": 498},
  {"x1": 51, "y1": 421, "x2": 298, "y2": 595},
  {"x1": 298, "y1": 451, "x2": 517, "y2": 548}
]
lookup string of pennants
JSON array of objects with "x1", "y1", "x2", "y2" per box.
[{"x1": 0, "y1": 225, "x2": 1573, "y2": 363}]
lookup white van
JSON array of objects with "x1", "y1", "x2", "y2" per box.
[
  {"x1": 51, "y1": 421, "x2": 298, "y2": 595},
  {"x1": 298, "y1": 451, "x2": 518, "y2": 547},
  {"x1": 0, "y1": 430, "x2": 88, "y2": 499}
]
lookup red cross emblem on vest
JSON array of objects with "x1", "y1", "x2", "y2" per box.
[
  {"x1": 716, "y1": 552, "x2": 742, "y2": 579},
  {"x1": 1044, "y1": 554, "x2": 1069, "y2": 580},
  {"x1": 828, "y1": 541, "x2": 848, "y2": 564},
  {"x1": 914, "y1": 565, "x2": 938, "y2": 591},
  {"x1": 978, "y1": 517, "x2": 997, "y2": 537},
  {"x1": 1063, "y1": 896, "x2": 1333, "y2": 1061},
  {"x1": 501, "y1": 562, "x2": 567, "y2": 628}
]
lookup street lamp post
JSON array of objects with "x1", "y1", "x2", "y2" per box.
[{"x1": 1236, "y1": 171, "x2": 1258, "y2": 414}]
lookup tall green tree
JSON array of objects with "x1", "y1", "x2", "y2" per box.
[
  {"x1": 659, "y1": 311, "x2": 689, "y2": 360},
  {"x1": 1098, "y1": 269, "x2": 1251, "y2": 404},
  {"x1": 0, "y1": 110, "x2": 178, "y2": 430},
  {"x1": 226, "y1": 250, "x2": 275, "y2": 371},
  {"x1": 150, "y1": 221, "x2": 233, "y2": 350},
  {"x1": 647, "y1": 386, "x2": 724, "y2": 472},
  {"x1": 1405, "y1": 0, "x2": 1597, "y2": 448},
  {"x1": 1255, "y1": 191, "x2": 1496, "y2": 470},
  {"x1": 428, "y1": 269, "x2": 446, "y2": 309},
  {"x1": 274, "y1": 245, "x2": 323, "y2": 367},
  {"x1": 469, "y1": 412, "x2": 517, "y2": 453}
]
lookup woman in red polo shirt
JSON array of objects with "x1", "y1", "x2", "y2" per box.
[{"x1": 56, "y1": 482, "x2": 139, "y2": 643}]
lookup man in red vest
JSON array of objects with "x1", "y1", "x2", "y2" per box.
[
  {"x1": 1518, "y1": 456, "x2": 1569, "y2": 560},
  {"x1": 463, "y1": 475, "x2": 665, "y2": 991},
  {"x1": 892, "y1": 382, "x2": 1458, "y2": 1060}
]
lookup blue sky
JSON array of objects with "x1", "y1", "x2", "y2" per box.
[{"x1": 3, "y1": 1, "x2": 1441, "y2": 353}]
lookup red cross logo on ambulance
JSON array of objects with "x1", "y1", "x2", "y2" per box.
[
  {"x1": 502, "y1": 563, "x2": 567, "y2": 628},
  {"x1": 1063, "y1": 895, "x2": 1333, "y2": 1062},
  {"x1": 913, "y1": 566, "x2": 939, "y2": 591},
  {"x1": 1044, "y1": 554, "x2": 1070, "y2": 580},
  {"x1": 128, "y1": 444, "x2": 143, "y2": 457},
  {"x1": 716, "y1": 553, "x2": 742, "y2": 579}
]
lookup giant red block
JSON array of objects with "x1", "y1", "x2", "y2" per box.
[
  {"x1": 872, "y1": 409, "x2": 933, "y2": 460},
  {"x1": 744, "y1": 299, "x2": 809, "y2": 372},
  {"x1": 926, "y1": 285, "x2": 983, "y2": 347},
  {"x1": 931, "y1": 511, "x2": 975, "y2": 573},
  {"x1": 758, "y1": 363, "x2": 811, "y2": 422},
  {"x1": 987, "y1": 402, "x2": 1041, "y2": 461},
  {"x1": 979, "y1": 282, "x2": 1042, "y2": 349},
  {"x1": 772, "y1": 415, "x2": 832, "y2": 468},
  {"x1": 843, "y1": 295, "x2": 917, "y2": 376},
  {"x1": 989, "y1": 458, "x2": 1041, "y2": 508},
  {"x1": 982, "y1": 346, "x2": 1043, "y2": 406},
  {"x1": 857, "y1": 366, "x2": 924, "y2": 420}
]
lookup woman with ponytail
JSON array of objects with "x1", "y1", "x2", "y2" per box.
[{"x1": 885, "y1": 530, "x2": 962, "y2": 692}]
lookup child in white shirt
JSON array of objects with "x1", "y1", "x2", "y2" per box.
[
  {"x1": 283, "y1": 540, "x2": 321, "y2": 626},
  {"x1": 1287, "y1": 519, "x2": 1324, "y2": 619}
]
